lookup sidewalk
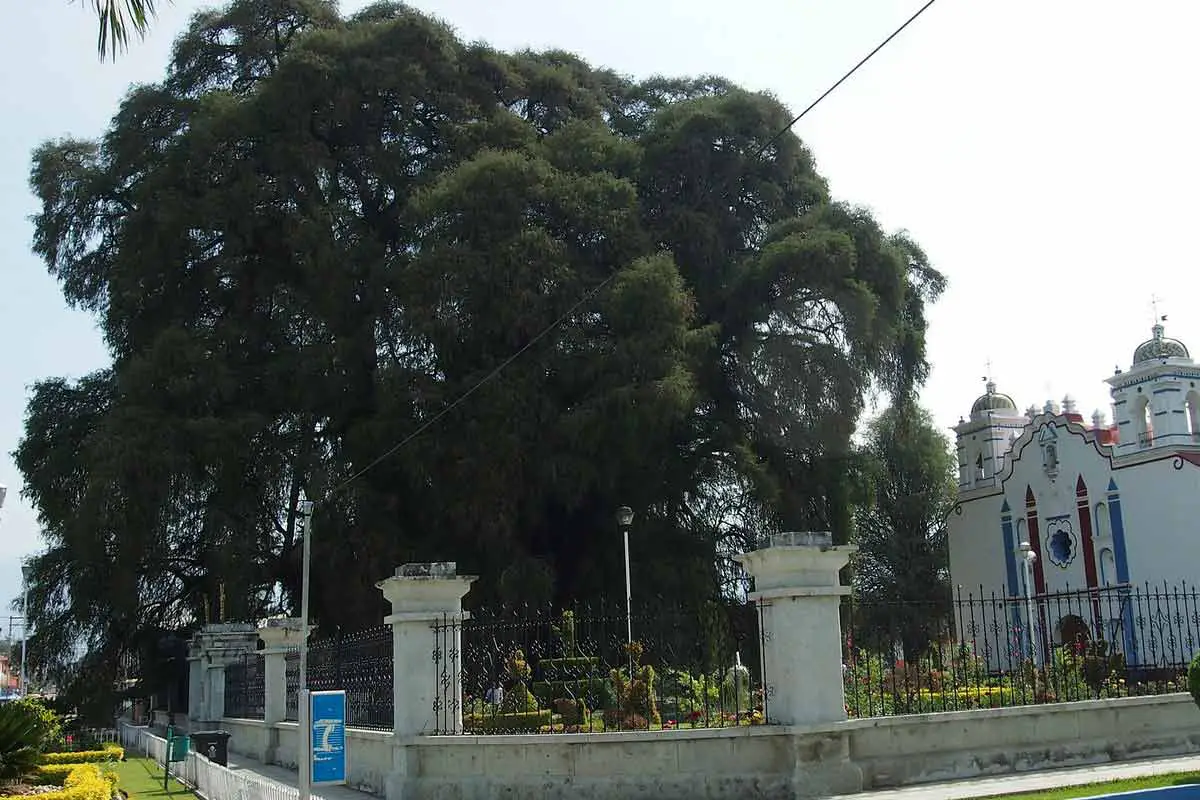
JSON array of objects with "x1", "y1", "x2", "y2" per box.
[
  {"x1": 221, "y1": 747, "x2": 1200, "y2": 800},
  {"x1": 849, "y1": 753, "x2": 1200, "y2": 799},
  {"x1": 225, "y1": 753, "x2": 374, "y2": 800}
]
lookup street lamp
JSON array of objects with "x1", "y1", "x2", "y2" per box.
[
  {"x1": 296, "y1": 494, "x2": 314, "y2": 800},
  {"x1": 617, "y1": 506, "x2": 635, "y2": 674},
  {"x1": 1018, "y1": 540, "x2": 1040, "y2": 671}
]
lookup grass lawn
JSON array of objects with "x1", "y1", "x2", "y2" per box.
[
  {"x1": 111, "y1": 758, "x2": 195, "y2": 800},
  {"x1": 985, "y1": 771, "x2": 1200, "y2": 800}
]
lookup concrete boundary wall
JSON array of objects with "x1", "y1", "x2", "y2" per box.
[{"x1": 220, "y1": 692, "x2": 1200, "y2": 799}]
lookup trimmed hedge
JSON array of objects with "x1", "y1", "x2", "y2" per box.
[
  {"x1": 34, "y1": 764, "x2": 78, "y2": 785},
  {"x1": 40, "y1": 747, "x2": 124, "y2": 765},
  {"x1": 32, "y1": 764, "x2": 117, "y2": 800},
  {"x1": 464, "y1": 710, "x2": 553, "y2": 733}
]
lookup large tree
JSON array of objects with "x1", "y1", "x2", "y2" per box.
[
  {"x1": 20, "y1": 0, "x2": 944, "y2": 696},
  {"x1": 851, "y1": 402, "x2": 958, "y2": 659}
]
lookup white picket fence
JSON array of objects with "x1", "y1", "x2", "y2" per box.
[{"x1": 119, "y1": 723, "x2": 301, "y2": 800}]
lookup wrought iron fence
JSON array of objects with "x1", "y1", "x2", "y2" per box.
[
  {"x1": 844, "y1": 582, "x2": 1199, "y2": 718},
  {"x1": 285, "y1": 649, "x2": 300, "y2": 722},
  {"x1": 224, "y1": 653, "x2": 266, "y2": 720},
  {"x1": 430, "y1": 599, "x2": 766, "y2": 735},
  {"x1": 283, "y1": 626, "x2": 394, "y2": 730}
]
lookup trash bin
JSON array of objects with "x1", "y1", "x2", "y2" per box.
[{"x1": 189, "y1": 730, "x2": 231, "y2": 766}]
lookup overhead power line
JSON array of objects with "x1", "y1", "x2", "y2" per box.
[
  {"x1": 755, "y1": 0, "x2": 939, "y2": 157},
  {"x1": 325, "y1": 0, "x2": 941, "y2": 499}
]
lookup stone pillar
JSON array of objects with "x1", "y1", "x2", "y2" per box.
[
  {"x1": 186, "y1": 623, "x2": 259, "y2": 725},
  {"x1": 187, "y1": 653, "x2": 203, "y2": 725},
  {"x1": 257, "y1": 617, "x2": 305, "y2": 725},
  {"x1": 735, "y1": 532, "x2": 856, "y2": 727},
  {"x1": 377, "y1": 563, "x2": 477, "y2": 737}
]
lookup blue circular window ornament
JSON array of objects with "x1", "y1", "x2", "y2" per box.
[{"x1": 1045, "y1": 519, "x2": 1078, "y2": 569}]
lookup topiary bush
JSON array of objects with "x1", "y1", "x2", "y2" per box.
[{"x1": 1188, "y1": 651, "x2": 1200, "y2": 710}]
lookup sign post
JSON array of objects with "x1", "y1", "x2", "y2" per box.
[{"x1": 309, "y1": 690, "x2": 347, "y2": 787}]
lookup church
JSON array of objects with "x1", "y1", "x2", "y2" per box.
[{"x1": 946, "y1": 320, "x2": 1200, "y2": 671}]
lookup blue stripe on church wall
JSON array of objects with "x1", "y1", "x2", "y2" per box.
[
  {"x1": 1107, "y1": 480, "x2": 1138, "y2": 665},
  {"x1": 1001, "y1": 505, "x2": 1023, "y2": 645}
]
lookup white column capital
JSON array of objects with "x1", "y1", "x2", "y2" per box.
[
  {"x1": 256, "y1": 616, "x2": 310, "y2": 653},
  {"x1": 735, "y1": 532, "x2": 856, "y2": 594},
  {"x1": 376, "y1": 563, "x2": 478, "y2": 617}
]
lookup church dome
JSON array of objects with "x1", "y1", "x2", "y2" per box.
[
  {"x1": 971, "y1": 380, "x2": 1017, "y2": 415},
  {"x1": 1133, "y1": 323, "x2": 1189, "y2": 364}
]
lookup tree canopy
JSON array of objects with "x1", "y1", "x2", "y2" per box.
[
  {"x1": 20, "y1": 0, "x2": 945, "y2": 696},
  {"x1": 851, "y1": 402, "x2": 958, "y2": 658}
]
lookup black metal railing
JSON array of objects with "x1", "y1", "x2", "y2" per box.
[
  {"x1": 430, "y1": 599, "x2": 766, "y2": 735},
  {"x1": 844, "y1": 582, "x2": 1198, "y2": 718},
  {"x1": 283, "y1": 626, "x2": 394, "y2": 730},
  {"x1": 285, "y1": 649, "x2": 300, "y2": 722},
  {"x1": 224, "y1": 653, "x2": 266, "y2": 720}
]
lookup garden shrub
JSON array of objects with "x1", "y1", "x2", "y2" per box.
[
  {"x1": 0, "y1": 700, "x2": 50, "y2": 781},
  {"x1": 531, "y1": 678, "x2": 615, "y2": 710},
  {"x1": 463, "y1": 710, "x2": 552, "y2": 733},
  {"x1": 11, "y1": 698, "x2": 64, "y2": 751},
  {"x1": 1188, "y1": 651, "x2": 1200, "y2": 710},
  {"x1": 40, "y1": 747, "x2": 124, "y2": 765},
  {"x1": 33, "y1": 764, "x2": 116, "y2": 800}
]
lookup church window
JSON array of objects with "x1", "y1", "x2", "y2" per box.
[
  {"x1": 1187, "y1": 391, "x2": 1200, "y2": 441},
  {"x1": 975, "y1": 453, "x2": 986, "y2": 481},
  {"x1": 1049, "y1": 529, "x2": 1075, "y2": 566},
  {"x1": 1132, "y1": 394, "x2": 1153, "y2": 447},
  {"x1": 1100, "y1": 548, "x2": 1116, "y2": 586}
]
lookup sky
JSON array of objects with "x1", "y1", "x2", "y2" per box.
[{"x1": 2, "y1": 0, "x2": 1199, "y2": 613}]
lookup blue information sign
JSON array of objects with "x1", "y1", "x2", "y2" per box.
[{"x1": 310, "y1": 691, "x2": 347, "y2": 786}]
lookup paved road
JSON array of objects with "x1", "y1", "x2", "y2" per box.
[{"x1": 848, "y1": 754, "x2": 1200, "y2": 799}]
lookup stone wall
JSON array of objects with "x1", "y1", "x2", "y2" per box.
[{"x1": 221, "y1": 692, "x2": 1200, "y2": 799}]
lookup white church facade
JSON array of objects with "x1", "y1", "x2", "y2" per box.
[{"x1": 947, "y1": 321, "x2": 1200, "y2": 672}]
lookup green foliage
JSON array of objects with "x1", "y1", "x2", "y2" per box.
[
  {"x1": 26, "y1": 763, "x2": 116, "y2": 800},
  {"x1": 499, "y1": 650, "x2": 539, "y2": 714},
  {"x1": 40, "y1": 748, "x2": 124, "y2": 765},
  {"x1": 463, "y1": 710, "x2": 553, "y2": 733},
  {"x1": 12, "y1": 697, "x2": 64, "y2": 752},
  {"x1": 609, "y1": 641, "x2": 661, "y2": 728},
  {"x1": 21, "y1": 0, "x2": 944, "y2": 688},
  {"x1": 0, "y1": 702, "x2": 49, "y2": 781},
  {"x1": 531, "y1": 678, "x2": 615, "y2": 710},
  {"x1": 1080, "y1": 640, "x2": 1125, "y2": 697},
  {"x1": 852, "y1": 403, "x2": 957, "y2": 659},
  {"x1": 1190, "y1": 651, "x2": 1200, "y2": 711},
  {"x1": 90, "y1": 1, "x2": 159, "y2": 60}
]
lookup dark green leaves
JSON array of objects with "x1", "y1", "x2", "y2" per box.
[{"x1": 23, "y1": 0, "x2": 945, "y2": 697}]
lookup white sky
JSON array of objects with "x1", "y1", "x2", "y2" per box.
[{"x1": 2, "y1": 0, "x2": 1197, "y2": 611}]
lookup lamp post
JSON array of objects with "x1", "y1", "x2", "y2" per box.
[
  {"x1": 617, "y1": 506, "x2": 634, "y2": 675},
  {"x1": 1018, "y1": 540, "x2": 1040, "y2": 673},
  {"x1": 296, "y1": 494, "x2": 314, "y2": 800},
  {"x1": 19, "y1": 565, "x2": 29, "y2": 697}
]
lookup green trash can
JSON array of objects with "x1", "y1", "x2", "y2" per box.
[{"x1": 189, "y1": 730, "x2": 231, "y2": 766}]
